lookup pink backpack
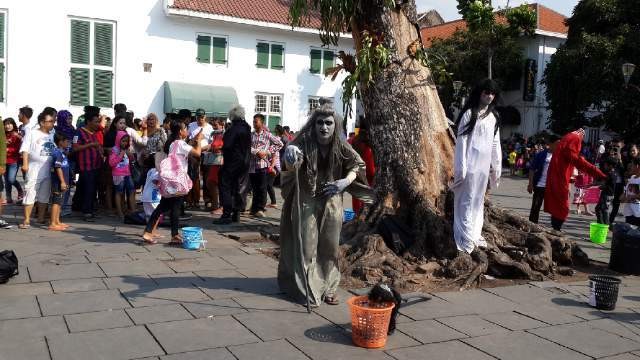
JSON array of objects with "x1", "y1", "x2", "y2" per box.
[{"x1": 158, "y1": 142, "x2": 192, "y2": 198}]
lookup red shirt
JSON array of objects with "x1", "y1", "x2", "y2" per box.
[
  {"x1": 95, "y1": 124, "x2": 105, "y2": 145},
  {"x1": 5, "y1": 131, "x2": 22, "y2": 164}
]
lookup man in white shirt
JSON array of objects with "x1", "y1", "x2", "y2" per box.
[
  {"x1": 19, "y1": 111, "x2": 55, "y2": 228},
  {"x1": 528, "y1": 135, "x2": 560, "y2": 223},
  {"x1": 18, "y1": 106, "x2": 37, "y2": 138},
  {"x1": 186, "y1": 108, "x2": 212, "y2": 208}
]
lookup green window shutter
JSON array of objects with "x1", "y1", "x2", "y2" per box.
[
  {"x1": 94, "y1": 22, "x2": 113, "y2": 67},
  {"x1": 256, "y1": 42, "x2": 269, "y2": 68},
  {"x1": 0, "y1": 13, "x2": 5, "y2": 59},
  {"x1": 0, "y1": 63, "x2": 4, "y2": 102},
  {"x1": 270, "y1": 44, "x2": 284, "y2": 70},
  {"x1": 70, "y1": 20, "x2": 90, "y2": 65},
  {"x1": 70, "y1": 68, "x2": 90, "y2": 106},
  {"x1": 196, "y1": 35, "x2": 211, "y2": 63},
  {"x1": 310, "y1": 49, "x2": 321, "y2": 74},
  {"x1": 322, "y1": 50, "x2": 335, "y2": 73},
  {"x1": 94, "y1": 69, "x2": 113, "y2": 108},
  {"x1": 267, "y1": 115, "x2": 281, "y2": 132},
  {"x1": 212, "y1": 37, "x2": 227, "y2": 64}
]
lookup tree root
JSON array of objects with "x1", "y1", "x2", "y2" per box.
[{"x1": 339, "y1": 194, "x2": 589, "y2": 290}]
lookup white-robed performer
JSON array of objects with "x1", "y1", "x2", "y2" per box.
[{"x1": 451, "y1": 79, "x2": 502, "y2": 254}]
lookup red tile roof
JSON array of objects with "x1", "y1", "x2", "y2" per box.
[
  {"x1": 169, "y1": 0, "x2": 322, "y2": 29},
  {"x1": 421, "y1": 3, "x2": 568, "y2": 47}
]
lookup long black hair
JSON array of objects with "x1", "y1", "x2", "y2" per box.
[
  {"x1": 164, "y1": 120, "x2": 185, "y2": 154},
  {"x1": 456, "y1": 79, "x2": 501, "y2": 136}
]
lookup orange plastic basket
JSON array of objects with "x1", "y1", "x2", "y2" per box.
[{"x1": 347, "y1": 295, "x2": 395, "y2": 348}]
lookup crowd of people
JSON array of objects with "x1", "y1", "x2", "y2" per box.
[
  {"x1": 0, "y1": 104, "x2": 296, "y2": 241},
  {"x1": 525, "y1": 131, "x2": 640, "y2": 229}
]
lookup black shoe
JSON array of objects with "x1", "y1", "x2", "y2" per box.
[
  {"x1": 231, "y1": 212, "x2": 240, "y2": 222},
  {"x1": 213, "y1": 216, "x2": 232, "y2": 225}
]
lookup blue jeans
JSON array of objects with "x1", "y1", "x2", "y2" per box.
[{"x1": 4, "y1": 163, "x2": 23, "y2": 201}]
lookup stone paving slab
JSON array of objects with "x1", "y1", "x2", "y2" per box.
[
  {"x1": 6, "y1": 266, "x2": 30, "y2": 284},
  {"x1": 528, "y1": 321, "x2": 640, "y2": 358},
  {"x1": 121, "y1": 286, "x2": 210, "y2": 307},
  {"x1": 0, "y1": 295, "x2": 41, "y2": 320},
  {"x1": 234, "y1": 309, "x2": 334, "y2": 341},
  {"x1": 51, "y1": 278, "x2": 108, "y2": 293},
  {"x1": 480, "y1": 311, "x2": 548, "y2": 331},
  {"x1": 387, "y1": 340, "x2": 496, "y2": 360},
  {"x1": 397, "y1": 296, "x2": 475, "y2": 320},
  {"x1": 435, "y1": 289, "x2": 519, "y2": 314},
  {"x1": 65, "y1": 309, "x2": 133, "y2": 332},
  {"x1": 286, "y1": 329, "x2": 394, "y2": 360},
  {"x1": 47, "y1": 325, "x2": 165, "y2": 360},
  {"x1": 588, "y1": 318, "x2": 640, "y2": 342},
  {"x1": 128, "y1": 250, "x2": 174, "y2": 261},
  {"x1": 228, "y1": 339, "x2": 308, "y2": 360},
  {"x1": 86, "y1": 253, "x2": 131, "y2": 263},
  {"x1": 126, "y1": 304, "x2": 194, "y2": 325},
  {"x1": 20, "y1": 253, "x2": 89, "y2": 266},
  {"x1": 38, "y1": 289, "x2": 130, "y2": 315},
  {"x1": 484, "y1": 285, "x2": 555, "y2": 304},
  {"x1": 103, "y1": 275, "x2": 158, "y2": 291},
  {"x1": 437, "y1": 314, "x2": 510, "y2": 337},
  {"x1": 148, "y1": 316, "x2": 260, "y2": 354},
  {"x1": 396, "y1": 319, "x2": 467, "y2": 344},
  {"x1": 149, "y1": 272, "x2": 206, "y2": 287},
  {"x1": 219, "y1": 255, "x2": 277, "y2": 269},
  {"x1": 198, "y1": 276, "x2": 281, "y2": 299},
  {"x1": 233, "y1": 294, "x2": 302, "y2": 311},
  {"x1": 163, "y1": 256, "x2": 236, "y2": 273},
  {"x1": 600, "y1": 354, "x2": 640, "y2": 360},
  {"x1": 0, "y1": 315, "x2": 67, "y2": 342},
  {"x1": 0, "y1": 338, "x2": 51, "y2": 360},
  {"x1": 182, "y1": 298, "x2": 248, "y2": 318},
  {"x1": 28, "y1": 262, "x2": 105, "y2": 282},
  {"x1": 160, "y1": 347, "x2": 235, "y2": 360},
  {"x1": 99, "y1": 259, "x2": 175, "y2": 277},
  {"x1": 0, "y1": 282, "x2": 52, "y2": 297},
  {"x1": 463, "y1": 330, "x2": 591, "y2": 360},
  {"x1": 512, "y1": 303, "x2": 585, "y2": 325}
]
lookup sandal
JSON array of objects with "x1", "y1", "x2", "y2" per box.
[
  {"x1": 18, "y1": 223, "x2": 31, "y2": 229},
  {"x1": 324, "y1": 295, "x2": 339, "y2": 305},
  {"x1": 48, "y1": 225, "x2": 66, "y2": 231},
  {"x1": 168, "y1": 236, "x2": 183, "y2": 246},
  {"x1": 141, "y1": 233, "x2": 158, "y2": 245}
]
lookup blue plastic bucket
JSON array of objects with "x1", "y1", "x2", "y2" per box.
[
  {"x1": 344, "y1": 209, "x2": 356, "y2": 222},
  {"x1": 181, "y1": 227, "x2": 203, "y2": 250}
]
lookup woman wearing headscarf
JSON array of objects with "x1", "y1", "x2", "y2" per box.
[
  {"x1": 55, "y1": 110, "x2": 75, "y2": 216},
  {"x1": 451, "y1": 79, "x2": 503, "y2": 254}
]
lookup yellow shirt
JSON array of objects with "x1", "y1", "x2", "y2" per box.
[{"x1": 508, "y1": 151, "x2": 517, "y2": 165}]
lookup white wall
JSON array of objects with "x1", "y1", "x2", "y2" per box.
[
  {"x1": 501, "y1": 34, "x2": 564, "y2": 138},
  {"x1": 0, "y1": 0, "x2": 355, "y2": 131}
]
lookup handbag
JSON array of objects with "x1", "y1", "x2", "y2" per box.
[
  {"x1": 158, "y1": 142, "x2": 193, "y2": 198},
  {"x1": 0, "y1": 250, "x2": 19, "y2": 284},
  {"x1": 130, "y1": 160, "x2": 143, "y2": 187}
]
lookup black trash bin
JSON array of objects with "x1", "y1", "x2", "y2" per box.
[{"x1": 588, "y1": 275, "x2": 621, "y2": 311}]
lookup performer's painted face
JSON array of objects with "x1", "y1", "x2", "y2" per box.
[
  {"x1": 315, "y1": 115, "x2": 335, "y2": 145},
  {"x1": 480, "y1": 90, "x2": 495, "y2": 106}
]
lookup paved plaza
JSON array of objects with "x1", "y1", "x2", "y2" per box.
[{"x1": 0, "y1": 177, "x2": 638, "y2": 359}]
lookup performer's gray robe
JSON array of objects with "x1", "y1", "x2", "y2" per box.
[{"x1": 277, "y1": 134, "x2": 373, "y2": 306}]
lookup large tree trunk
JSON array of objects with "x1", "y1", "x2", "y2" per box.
[{"x1": 339, "y1": 1, "x2": 587, "y2": 290}]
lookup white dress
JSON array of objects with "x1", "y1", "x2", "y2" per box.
[{"x1": 452, "y1": 109, "x2": 502, "y2": 253}]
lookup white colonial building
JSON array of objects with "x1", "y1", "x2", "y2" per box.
[
  {"x1": 422, "y1": 4, "x2": 569, "y2": 139},
  {"x1": 0, "y1": 0, "x2": 356, "y2": 131}
]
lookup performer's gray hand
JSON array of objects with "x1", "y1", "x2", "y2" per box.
[
  {"x1": 285, "y1": 145, "x2": 303, "y2": 166},
  {"x1": 321, "y1": 178, "x2": 350, "y2": 197}
]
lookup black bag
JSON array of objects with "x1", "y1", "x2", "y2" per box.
[
  {"x1": 130, "y1": 160, "x2": 144, "y2": 188},
  {"x1": 377, "y1": 215, "x2": 414, "y2": 255},
  {"x1": 0, "y1": 250, "x2": 19, "y2": 284}
]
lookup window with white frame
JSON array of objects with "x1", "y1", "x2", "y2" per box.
[
  {"x1": 256, "y1": 41, "x2": 285, "y2": 70},
  {"x1": 0, "y1": 10, "x2": 6, "y2": 102},
  {"x1": 255, "y1": 93, "x2": 283, "y2": 131},
  {"x1": 308, "y1": 96, "x2": 320, "y2": 114},
  {"x1": 69, "y1": 17, "x2": 115, "y2": 108},
  {"x1": 196, "y1": 33, "x2": 228, "y2": 65},
  {"x1": 309, "y1": 47, "x2": 335, "y2": 75}
]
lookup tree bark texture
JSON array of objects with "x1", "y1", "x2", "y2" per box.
[{"x1": 339, "y1": 1, "x2": 587, "y2": 290}]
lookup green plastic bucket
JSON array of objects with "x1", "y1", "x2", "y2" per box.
[{"x1": 590, "y1": 223, "x2": 609, "y2": 244}]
